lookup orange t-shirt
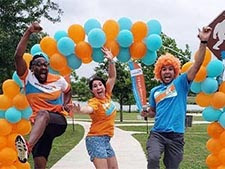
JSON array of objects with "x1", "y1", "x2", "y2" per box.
[{"x1": 87, "y1": 92, "x2": 116, "y2": 137}]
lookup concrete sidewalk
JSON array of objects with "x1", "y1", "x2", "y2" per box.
[{"x1": 51, "y1": 121, "x2": 147, "y2": 169}]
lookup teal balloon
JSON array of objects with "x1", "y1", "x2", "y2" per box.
[
  {"x1": 206, "y1": 60, "x2": 224, "y2": 77},
  {"x1": 88, "y1": 28, "x2": 106, "y2": 48},
  {"x1": 48, "y1": 67, "x2": 59, "y2": 75},
  {"x1": 57, "y1": 37, "x2": 75, "y2": 56},
  {"x1": 5, "y1": 107, "x2": 22, "y2": 123},
  {"x1": 190, "y1": 81, "x2": 201, "y2": 93},
  {"x1": 30, "y1": 44, "x2": 42, "y2": 55},
  {"x1": 92, "y1": 48, "x2": 104, "y2": 63},
  {"x1": 141, "y1": 50, "x2": 157, "y2": 65},
  {"x1": 21, "y1": 106, "x2": 32, "y2": 120},
  {"x1": 117, "y1": 47, "x2": 130, "y2": 63},
  {"x1": 0, "y1": 110, "x2": 5, "y2": 118},
  {"x1": 117, "y1": 30, "x2": 133, "y2": 47},
  {"x1": 54, "y1": 30, "x2": 68, "y2": 41},
  {"x1": 147, "y1": 19, "x2": 162, "y2": 35},
  {"x1": 201, "y1": 78, "x2": 218, "y2": 94},
  {"x1": 219, "y1": 113, "x2": 225, "y2": 128},
  {"x1": 202, "y1": 106, "x2": 222, "y2": 122},
  {"x1": 12, "y1": 71, "x2": 23, "y2": 88},
  {"x1": 145, "y1": 34, "x2": 162, "y2": 51},
  {"x1": 67, "y1": 53, "x2": 82, "y2": 69},
  {"x1": 84, "y1": 18, "x2": 101, "y2": 34},
  {"x1": 118, "y1": 17, "x2": 132, "y2": 30}
]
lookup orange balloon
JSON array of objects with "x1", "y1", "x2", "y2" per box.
[
  {"x1": 0, "y1": 147, "x2": 17, "y2": 165},
  {"x1": 7, "y1": 133, "x2": 19, "y2": 149},
  {"x1": 206, "y1": 154, "x2": 221, "y2": 168},
  {"x1": 207, "y1": 122, "x2": 224, "y2": 138},
  {"x1": 0, "y1": 165, "x2": 17, "y2": 169},
  {"x1": 181, "y1": 61, "x2": 193, "y2": 73},
  {"x1": 0, "y1": 95, "x2": 12, "y2": 110},
  {"x1": 219, "y1": 81, "x2": 225, "y2": 94},
  {"x1": 206, "y1": 138, "x2": 222, "y2": 154},
  {"x1": 81, "y1": 57, "x2": 92, "y2": 64},
  {"x1": 22, "y1": 53, "x2": 33, "y2": 68},
  {"x1": 193, "y1": 66, "x2": 207, "y2": 82},
  {"x1": 68, "y1": 24, "x2": 85, "y2": 43},
  {"x1": 40, "y1": 36, "x2": 58, "y2": 57},
  {"x1": 0, "y1": 119, "x2": 12, "y2": 136},
  {"x1": 218, "y1": 148, "x2": 225, "y2": 165},
  {"x1": 217, "y1": 165, "x2": 225, "y2": 169},
  {"x1": 0, "y1": 136, "x2": 7, "y2": 150},
  {"x1": 2, "y1": 79, "x2": 20, "y2": 99},
  {"x1": 194, "y1": 48, "x2": 212, "y2": 66},
  {"x1": 220, "y1": 131, "x2": 225, "y2": 147},
  {"x1": 50, "y1": 53, "x2": 68, "y2": 71},
  {"x1": 75, "y1": 41, "x2": 93, "y2": 60},
  {"x1": 211, "y1": 92, "x2": 225, "y2": 109},
  {"x1": 103, "y1": 20, "x2": 119, "y2": 41},
  {"x1": 130, "y1": 42, "x2": 147, "y2": 60},
  {"x1": 14, "y1": 161, "x2": 31, "y2": 169},
  {"x1": 59, "y1": 66, "x2": 72, "y2": 76},
  {"x1": 12, "y1": 93, "x2": 29, "y2": 110},
  {"x1": 104, "y1": 40, "x2": 120, "y2": 57},
  {"x1": 195, "y1": 92, "x2": 212, "y2": 107},
  {"x1": 131, "y1": 21, "x2": 148, "y2": 42},
  {"x1": 13, "y1": 119, "x2": 32, "y2": 136}
]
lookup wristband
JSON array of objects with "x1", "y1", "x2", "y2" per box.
[{"x1": 201, "y1": 40, "x2": 208, "y2": 44}]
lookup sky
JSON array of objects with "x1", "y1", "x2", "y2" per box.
[{"x1": 41, "y1": 0, "x2": 225, "y2": 78}]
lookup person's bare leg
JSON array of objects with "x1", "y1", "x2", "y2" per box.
[
  {"x1": 28, "y1": 110, "x2": 50, "y2": 149},
  {"x1": 34, "y1": 156, "x2": 47, "y2": 169},
  {"x1": 107, "y1": 156, "x2": 119, "y2": 169},
  {"x1": 93, "y1": 158, "x2": 108, "y2": 169}
]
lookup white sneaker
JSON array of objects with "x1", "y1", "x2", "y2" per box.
[{"x1": 15, "y1": 135, "x2": 28, "y2": 163}]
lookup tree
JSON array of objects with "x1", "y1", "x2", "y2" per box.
[{"x1": 0, "y1": 0, "x2": 63, "y2": 90}]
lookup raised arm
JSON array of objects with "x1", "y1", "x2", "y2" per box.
[
  {"x1": 14, "y1": 22, "x2": 42, "y2": 76},
  {"x1": 101, "y1": 47, "x2": 116, "y2": 93},
  {"x1": 187, "y1": 26, "x2": 212, "y2": 81}
]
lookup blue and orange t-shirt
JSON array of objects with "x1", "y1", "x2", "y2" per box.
[
  {"x1": 20, "y1": 69, "x2": 71, "y2": 122},
  {"x1": 87, "y1": 92, "x2": 116, "y2": 137}
]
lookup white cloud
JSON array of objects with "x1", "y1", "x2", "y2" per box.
[{"x1": 41, "y1": 0, "x2": 225, "y2": 77}]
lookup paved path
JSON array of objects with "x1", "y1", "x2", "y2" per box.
[{"x1": 51, "y1": 121, "x2": 147, "y2": 169}]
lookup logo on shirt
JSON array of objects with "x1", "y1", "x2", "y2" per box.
[
  {"x1": 103, "y1": 101, "x2": 116, "y2": 116},
  {"x1": 154, "y1": 84, "x2": 177, "y2": 104}
]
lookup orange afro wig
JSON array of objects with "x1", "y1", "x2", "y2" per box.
[{"x1": 154, "y1": 53, "x2": 181, "y2": 82}]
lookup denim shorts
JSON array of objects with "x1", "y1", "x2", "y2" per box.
[{"x1": 85, "y1": 135, "x2": 115, "y2": 161}]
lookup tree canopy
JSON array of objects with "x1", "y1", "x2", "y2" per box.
[{"x1": 0, "y1": 0, "x2": 63, "y2": 89}]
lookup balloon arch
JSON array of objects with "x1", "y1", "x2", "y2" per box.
[{"x1": 0, "y1": 17, "x2": 225, "y2": 168}]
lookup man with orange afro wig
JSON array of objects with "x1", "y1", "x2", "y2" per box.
[{"x1": 141, "y1": 26, "x2": 212, "y2": 169}]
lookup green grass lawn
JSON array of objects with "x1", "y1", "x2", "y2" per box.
[{"x1": 118, "y1": 124, "x2": 209, "y2": 169}]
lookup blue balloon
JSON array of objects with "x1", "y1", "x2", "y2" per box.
[
  {"x1": 201, "y1": 78, "x2": 218, "y2": 94},
  {"x1": 92, "y1": 48, "x2": 105, "y2": 63},
  {"x1": 21, "y1": 106, "x2": 32, "y2": 120},
  {"x1": 5, "y1": 107, "x2": 22, "y2": 123},
  {"x1": 206, "y1": 60, "x2": 224, "y2": 77},
  {"x1": 190, "y1": 81, "x2": 202, "y2": 93},
  {"x1": 219, "y1": 112, "x2": 225, "y2": 128},
  {"x1": 12, "y1": 71, "x2": 23, "y2": 88},
  {"x1": 117, "y1": 47, "x2": 131, "y2": 63},
  {"x1": 202, "y1": 106, "x2": 222, "y2": 122},
  {"x1": 0, "y1": 110, "x2": 5, "y2": 118},
  {"x1": 57, "y1": 37, "x2": 75, "y2": 56},
  {"x1": 88, "y1": 28, "x2": 106, "y2": 48},
  {"x1": 54, "y1": 30, "x2": 68, "y2": 41},
  {"x1": 145, "y1": 34, "x2": 162, "y2": 51},
  {"x1": 84, "y1": 18, "x2": 101, "y2": 34},
  {"x1": 147, "y1": 19, "x2": 162, "y2": 35},
  {"x1": 30, "y1": 44, "x2": 42, "y2": 55},
  {"x1": 117, "y1": 30, "x2": 133, "y2": 48},
  {"x1": 67, "y1": 53, "x2": 82, "y2": 69},
  {"x1": 221, "y1": 50, "x2": 225, "y2": 59},
  {"x1": 141, "y1": 50, "x2": 157, "y2": 65},
  {"x1": 118, "y1": 17, "x2": 132, "y2": 30}
]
